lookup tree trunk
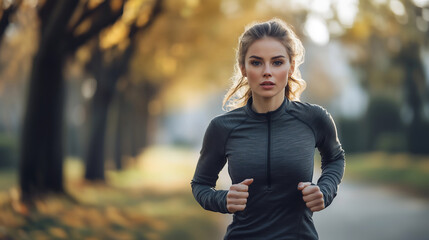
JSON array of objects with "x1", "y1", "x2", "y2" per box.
[
  {"x1": 83, "y1": 0, "x2": 162, "y2": 178},
  {"x1": 402, "y1": 43, "x2": 428, "y2": 154},
  {"x1": 84, "y1": 72, "x2": 117, "y2": 180},
  {"x1": 19, "y1": 0, "x2": 125, "y2": 200},
  {"x1": 19, "y1": 0, "x2": 81, "y2": 202},
  {"x1": 19, "y1": 49, "x2": 66, "y2": 201},
  {"x1": 84, "y1": 43, "x2": 140, "y2": 178},
  {"x1": 139, "y1": 83, "x2": 156, "y2": 149},
  {"x1": 114, "y1": 92, "x2": 125, "y2": 170}
]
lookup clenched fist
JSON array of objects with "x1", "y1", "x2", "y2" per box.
[
  {"x1": 297, "y1": 182, "x2": 325, "y2": 212},
  {"x1": 226, "y1": 178, "x2": 253, "y2": 213}
]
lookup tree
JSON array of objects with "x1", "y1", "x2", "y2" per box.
[
  {"x1": 340, "y1": 0, "x2": 429, "y2": 153},
  {"x1": 19, "y1": 0, "x2": 126, "y2": 203},
  {"x1": 84, "y1": 0, "x2": 162, "y2": 180}
]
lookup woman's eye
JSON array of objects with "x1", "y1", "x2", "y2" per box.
[
  {"x1": 250, "y1": 61, "x2": 261, "y2": 66},
  {"x1": 273, "y1": 61, "x2": 283, "y2": 66}
]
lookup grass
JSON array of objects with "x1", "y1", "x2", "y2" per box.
[
  {"x1": 343, "y1": 152, "x2": 429, "y2": 197},
  {"x1": 0, "y1": 170, "x2": 17, "y2": 192}
]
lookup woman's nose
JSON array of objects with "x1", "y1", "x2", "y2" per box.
[{"x1": 263, "y1": 65, "x2": 272, "y2": 78}]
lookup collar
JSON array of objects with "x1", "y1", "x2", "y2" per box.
[{"x1": 244, "y1": 97, "x2": 289, "y2": 121}]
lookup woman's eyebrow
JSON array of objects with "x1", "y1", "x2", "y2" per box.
[
  {"x1": 271, "y1": 55, "x2": 286, "y2": 59},
  {"x1": 249, "y1": 55, "x2": 286, "y2": 59},
  {"x1": 249, "y1": 55, "x2": 263, "y2": 59}
]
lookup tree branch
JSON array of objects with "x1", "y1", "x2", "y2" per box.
[
  {"x1": 37, "y1": 0, "x2": 57, "y2": 32},
  {"x1": 129, "y1": 0, "x2": 163, "y2": 39},
  {"x1": 109, "y1": 0, "x2": 162, "y2": 81},
  {"x1": 113, "y1": 0, "x2": 163, "y2": 81},
  {"x1": 0, "y1": 0, "x2": 22, "y2": 45},
  {"x1": 68, "y1": 0, "x2": 125, "y2": 53},
  {"x1": 68, "y1": 0, "x2": 105, "y2": 34},
  {"x1": 38, "y1": 0, "x2": 80, "y2": 51}
]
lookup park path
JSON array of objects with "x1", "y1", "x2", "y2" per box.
[
  {"x1": 313, "y1": 179, "x2": 429, "y2": 240},
  {"x1": 216, "y1": 175, "x2": 429, "y2": 240}
]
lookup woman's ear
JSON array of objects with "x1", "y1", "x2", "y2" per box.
[{"x1": 240, "y1": 65, "x2": 247, "y2": 77}]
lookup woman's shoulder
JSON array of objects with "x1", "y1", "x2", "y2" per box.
[
  {"x1": 287, "y1": 100, "x2": 336, "y2": 135},
  {"x1": 209, "y1": 106, "x2": 248, "y2": 130},
  {"x1": 288, "y1": 100, "x2": 329, "y2": 118}
]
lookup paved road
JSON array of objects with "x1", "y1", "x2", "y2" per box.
[
  {"x1": 313, "y1": 179, "x2": 429, "y2": 240},
  {"x1": 216, "y1": 175, "x2": 429, "y2": 240}
]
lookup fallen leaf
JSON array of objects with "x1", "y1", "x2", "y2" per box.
[{"x1": 49, "y1": 227, "x2": 67, "y2": 239}]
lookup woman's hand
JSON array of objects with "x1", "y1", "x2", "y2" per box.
[
  {"x1": 297, "y1": 182, "x2": 325, "y2": 212},
  {"x1": 226, "y1": 178, "x2": 253, "y2": 213}
]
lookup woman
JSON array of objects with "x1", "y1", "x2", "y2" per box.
[{"x1": 191, "y1": 18, "x2": 345, "y2": 240}]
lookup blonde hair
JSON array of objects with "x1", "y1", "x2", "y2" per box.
[{"x1": 223, "y1": 18, "x2": 306, "y2": 110}]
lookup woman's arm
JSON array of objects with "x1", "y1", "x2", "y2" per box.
[
  {"x1": 314, "y1": 107, "x2": 346, "y2": 208},
  {"x1": 191, "y1": 119, "x2": 230, "y2": 213}
]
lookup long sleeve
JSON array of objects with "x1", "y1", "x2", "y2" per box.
[
  {"x1": 191, "y1": 118, "x2": 229, "y2": 213},
  {"x1": 314, "y1": 107, "x2": 346, "y2": 208}
]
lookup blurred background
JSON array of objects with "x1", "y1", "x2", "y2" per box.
[{"x1": 0, "y1": 0, "x2": 428, "y2": 239}]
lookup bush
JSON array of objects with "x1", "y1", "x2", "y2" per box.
[
  {"x1": 365, "y1": 96, "x2": 405, "y2": 152},
  {"x1": 375, "y1": 132, "x2": 407, "y2": 153},
  {"x1": 337, "y1": 117, "x2": 367, "y2": 153}
]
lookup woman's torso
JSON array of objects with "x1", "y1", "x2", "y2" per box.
[{"x1": 222, "y1": 100, "x2": 319, "y2": 239}]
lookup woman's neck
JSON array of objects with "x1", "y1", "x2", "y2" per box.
[{"x1": 251, "y1": 95, "x2": 285, "y2": 113}]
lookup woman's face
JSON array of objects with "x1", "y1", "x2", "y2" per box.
[{"x1": 242, "y1": 37, "x2": 294, "y2": 102}]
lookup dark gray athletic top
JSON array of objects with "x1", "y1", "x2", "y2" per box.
[{"x1": 191, "y1": 97, "x2": 345, "y2": 240}]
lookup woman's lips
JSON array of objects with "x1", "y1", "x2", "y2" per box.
[{"x1": 260, "y1": 81, "x2": 275, "y2": 90}]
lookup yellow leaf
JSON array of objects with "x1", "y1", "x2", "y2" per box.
[
  {"x1": 84, "y1": 237, "x2": 98, "y2": 240},
  {"x1": 74, "y1": 19, "x2": 92, "y2": 37},
  {"x1": 11, "y1": 200, "x2": 28, "y2": 216},
  {"x1": 106, "y1": 206, "x2": 130, "y2": 226},
  {"x1": 61, "y1": 212, "x2": 84, "y2": 228},
  {"x1": 49, "y1": 227, "x2": 67, "y2": 239},
  {"x1": 110, "y1": 0, "x2": 123, "y2": 12},
  {"x1": 32, "y1": 230, "x2": 49, "y2": 240},
  {"x1": 0, "y1": 209, "x2": 25, "y2": 227},
  {"x1": 88, "y1": 0, "x2": 103, "y2": 9},
  {"x1": 100, "y1": 22, "x2": 129, "y2": 49}
]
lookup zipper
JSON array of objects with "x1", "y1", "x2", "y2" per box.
[{"x1": 266, "y1": 112, "x2": 272, "y2": 190}]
